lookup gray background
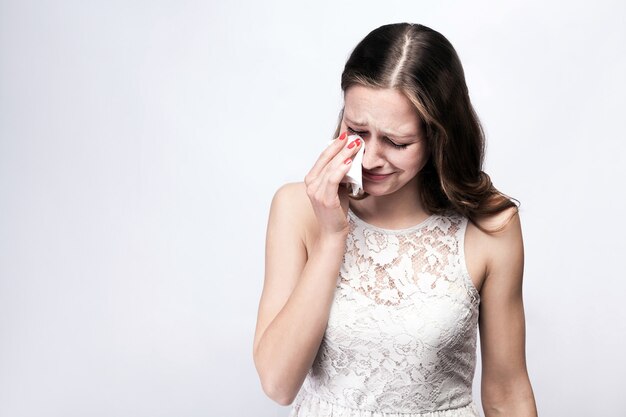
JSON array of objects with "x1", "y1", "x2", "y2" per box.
[{"x1": 1, "y1": 0, "x2": 625, "y2": 416}]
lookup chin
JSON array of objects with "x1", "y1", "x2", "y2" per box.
[{"x1": 363, "y1": 183, "x2": 400, "y2": 196}]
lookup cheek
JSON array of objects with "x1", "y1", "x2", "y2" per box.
[{"x1": 397, "y1": 151, "x2": 425, "y2": 171}]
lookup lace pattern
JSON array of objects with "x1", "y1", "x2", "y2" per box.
[
  {"x1": 290, "y1": 209, "x2": 481, "y2": 417},
  {"x1": 290, "y1": 392, "x2": 481, "y2": 417}
]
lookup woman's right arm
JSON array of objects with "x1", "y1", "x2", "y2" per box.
[
  {"x1": 253, "y1": 183, "x2": 347, "y2": 406},
  {"x1": 253, "y1": 133, "x2": 362, "y2": 405}
]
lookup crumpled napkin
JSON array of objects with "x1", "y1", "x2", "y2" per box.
[{"x1": 326, "y1": 134, "x2": 365, "y2": 197}]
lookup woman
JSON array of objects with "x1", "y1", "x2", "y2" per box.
[{"x1": 253, "y1": 23, "x2": 538, "y2": 417}]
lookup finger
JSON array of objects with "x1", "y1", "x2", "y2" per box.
[
  {"x1": 327, "y1": 138, "x2": 363, "y2": 177},
  {"x1": 329, "y1": 136, "x2": 362, "y2": 173},
  {"x1": 320, "y1": 139, "x2": 362, "y2": 204},
  {"x1": 307, "y1": 131, "x2": 348, "y2": 181},
  {"x1": 317, "y1": 160, "x2": 353, "y2": 208}
]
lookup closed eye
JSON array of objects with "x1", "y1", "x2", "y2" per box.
[{"x1": 346, "y1": 127, "x2": 409, "y2": 149}]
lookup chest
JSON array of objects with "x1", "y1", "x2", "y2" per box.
[{"x1": 305, "y1": 213, "x2": 487, "y2": 295}]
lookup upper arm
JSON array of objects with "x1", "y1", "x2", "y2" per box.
[
  {"x1": 253, "y1": 182, "x2": 309, "y2": 362},
  {"x1": 478, "y1": 208, "x2": 530, "y2": 395}
]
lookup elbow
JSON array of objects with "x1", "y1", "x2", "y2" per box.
[
  {"x1": 481, "y1": 374, "x2": 537, "y2": 416},
  {"x1": 260, "y1": 375, "x2": 296, "y2": 406},
  {"x1": 254, "y1": 353, "x2": 297, "y2": 406}
]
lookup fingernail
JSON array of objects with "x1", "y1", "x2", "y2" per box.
[
  {"x1": 344, "y1": 157, "x2": 352, "y2": 164},
  {"x1": 348, "y1": 140, "x2": 357, "y2": 149},
  {"x1": 339, "y1": 132, "x2": 347, "y2": 140}
]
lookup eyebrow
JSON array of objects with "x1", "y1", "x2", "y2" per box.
[{"x1": 344, "y1": 117, "x2": 418, "y2": 140}]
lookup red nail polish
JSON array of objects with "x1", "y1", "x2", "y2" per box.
[
  {"x1": 344, "y1": 157, "x2": 352, "y2": 164},
  {"x1": 339, "y1": 132, "x2": 347, "y2": 140},
  {"x1": 348, "y1": 140, "x2": 357, "y2": 149}
]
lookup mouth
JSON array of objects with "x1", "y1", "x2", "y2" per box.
[{"x1": 362, "y1": 170, "x2": 393, "y2": 181}]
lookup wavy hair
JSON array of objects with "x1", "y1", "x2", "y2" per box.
[{"x1": 333, "y1": 23, "x2": 519, "y2": 234}]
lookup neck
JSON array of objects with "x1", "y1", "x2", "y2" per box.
[{"x1": 349, "y1": 175, "x2": 429, "y2": 221}]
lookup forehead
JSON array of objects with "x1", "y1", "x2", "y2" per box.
[{"x1": 344, "y1": 85, "x2": 421, "y2": 130}]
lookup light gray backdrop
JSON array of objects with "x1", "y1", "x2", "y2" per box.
[{"x1": 1, "y1": 1, "x2": 625, "y2": 416}]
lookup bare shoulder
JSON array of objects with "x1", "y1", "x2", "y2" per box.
[
  {"x1": 473, "y1": 206, "x2": 523, "y2": 280},
  {"x1": 272, "y1": 181, "x2": 313, "y2": 217},
  {"x1": 464, "y1": 206, "x2": 521, "y2": 292},
  {"x1": 272, "y1": 181, "x2": 304, "y2": 205},
  {"x1": 472, "y1": 206, "x2": 521, "y2": 236},
  {"x1": 271, "y1": 181, "x2": 317, "y2": 250}
]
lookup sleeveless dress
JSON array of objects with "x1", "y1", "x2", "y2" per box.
[{"x1": 288, "y1": 207, "x2": 482, "y2": 417}]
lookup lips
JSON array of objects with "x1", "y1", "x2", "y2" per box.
[{"x1": 363, "y1": 170, "x2": 393, "y2": 180}]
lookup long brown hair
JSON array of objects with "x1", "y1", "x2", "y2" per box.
[{"x1": 333, "y1": 23, "x2": 519, "y2": 234}]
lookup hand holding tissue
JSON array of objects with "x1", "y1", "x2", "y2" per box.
[{"x1": 327, "y1": 134, "x2": 366, "y2": 198}]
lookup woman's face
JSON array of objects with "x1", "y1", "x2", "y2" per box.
[{"x1": 340, "y1": 85, "x2": 429, "y2": 196}]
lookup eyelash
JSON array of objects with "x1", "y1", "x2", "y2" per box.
[{"x1": 346, "y1": 127, "x2": 409, "y2": 149}]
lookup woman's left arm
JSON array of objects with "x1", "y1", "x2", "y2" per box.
[{"x1": 478, "y1": 208, "x2": 538, "y2": 417}]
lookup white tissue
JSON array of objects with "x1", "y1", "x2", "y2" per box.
[{"x1": 327, "y1": 134, "x2": 365, "y2": 196}]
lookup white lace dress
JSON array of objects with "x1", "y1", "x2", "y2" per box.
[{"x1": 288, "y1": 207, "x2": 482, "y2": 417}]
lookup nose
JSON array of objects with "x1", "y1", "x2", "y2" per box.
[{"x1": 360, "y1": 136, "x2": 385, "y2": 170}]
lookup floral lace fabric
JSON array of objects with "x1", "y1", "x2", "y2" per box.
[{"x1": 289, "y1": 208, "x2": 481, "y2": 417}]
